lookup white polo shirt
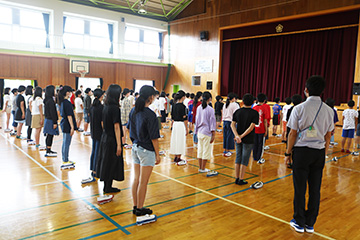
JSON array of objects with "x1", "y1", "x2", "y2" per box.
[{"x1": 287, "y1": 96, "x2": 334, "y2": 149}]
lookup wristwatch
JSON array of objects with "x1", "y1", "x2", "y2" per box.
[{"x1": 284, "y1": 152, "x2": 291, "y2": 157}]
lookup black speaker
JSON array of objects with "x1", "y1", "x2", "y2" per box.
[
  {"x1": 206, "y1": 81, "x2": 212, "y2": 90},
  {"x1": 200, "y1": 31, "x2": 209, "y2": 41},
  {"x1": 354, "y1": 83, "x2": 360, "y2": 95}
]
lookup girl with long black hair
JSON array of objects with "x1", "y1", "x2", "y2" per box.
[
  {"x1": 127, "y1": 85, "x2": 159, "y2": 223},
  {"x1": 170, "y1": 90, "x2": 188, "y2": 164},
  {"x1": 25, "y1": 85, "x2": 34, "y2": 145},
  {"x1": 222, "y1": 92, "x2": 239, "y2": 157},
  {"x1": 96, "y1": 84, "x2": 124, "y2": 193},
  {"x1": 43, "y1": 85, "x2": 59, "y2": 157}
]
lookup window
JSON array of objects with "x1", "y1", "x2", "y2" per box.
[
  {"x1": 0, "y1": 4, "x2": 48, "y2": 47},
  {"x1": 125, "y1": 26, "x2": 161, "y2": 59},
  {"x1": 133, "y1": 79, "x2": 154, "y2": 94},
  {"x1": 4, "y1": 79, "x2": 34, "y2": 90},
  {"x1": 77, "y1": 77, "x2": 101, "y2": 91},
  {"x1": 63, "y1": 15, "x2": 112, "y2": 53}
]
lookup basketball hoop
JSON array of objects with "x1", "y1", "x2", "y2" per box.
[{"x1": 78, "y1": 70, "x2": 87, "y2": 78}]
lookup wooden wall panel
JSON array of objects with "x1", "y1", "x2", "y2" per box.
[{"x1": 167, "y1": 0, "x2": 360, "y2": 97}]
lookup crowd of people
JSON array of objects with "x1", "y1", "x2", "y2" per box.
[{"x1": 1, "y1": 75, "x2": 355, "y2": 230}]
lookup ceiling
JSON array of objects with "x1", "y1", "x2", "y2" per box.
[{"x1": 62, "y1": 0, "x2": 194, "y2": 22}]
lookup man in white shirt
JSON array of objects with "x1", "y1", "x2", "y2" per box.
[
  {"x1": 74, "y1": 90, "x2": 84, "y2": 131},
  {"x1": 285, "y1": 76, "x2": 334, "y2": 234},
  {"x1": 183, "y1": 93, "x2": 190, "y2": 108}
]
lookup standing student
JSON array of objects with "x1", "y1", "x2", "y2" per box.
[
  {"x1": 231, "y1": 94, "x2": 259, "y2": 185},
  {"x1": 74, "y1": 90, "x2": 84, "y2": 131},
  {"x1": 31, "y1": 87, "x2": 44, "y2": 148},
  {"x1": 341, "y1": 100, "x2": 358, "y2": 153},
  {"x1": 272, "y1": 97, "x2": 282, "y2": 136},
  {"x1": 14, "y1": 85, "x2": 26, "y2": 139},
  {"x1": 286, "y1": 95, "x2": 303, "y2": 143},
  {"x1": 2, "y1": 87, "x2": 12, "y2": 132},
  {"x1": 281, "y1": 97, "x2": 292, "y2": 142},
  {"x1": 96, "y1": 84, "x2": 124, "y2": 193},
  {"x1": 253, "y1": 93, "x2": 270, "y2": 164},
  {"x1": 187, "y1": 93, "x2": 195, "y2": 134},
  {"x1": 83, "y1": 88, "x2": 92, "y2": 136},
  {"x1": 149, "y1": 91, "x2": 163, "y2": 138},
  {"x1": 25, "y1": 85, "x2": 34, "y2": 144},
  {"x1": 183, "y1": 93, "x2": 190, "y2": 108},
  {"x1": 159, "y1": 92, "x2": 167, "y2": 128},
  {"x1": 82, "y1": 89, "x2": 105, "y2": 184},
  {"x1": 120, "y1": 88, "x2": 132, "y2": 147},
  {"x1": 128, "y1": 85, "x2": 160, "y2": 218},
  {"x1": 59, "y1": 86, "x2": 77, "y2": 165},
  {"x1": 214, "y1": 96, "x2": 224, "y2": 132},
  {"x1": 325, "y1": 98, "x2": 339, "y2": 146},
  {"x1": 195, "y1": 91, "x2": 218, "y2": 176},
  {"x1": 170, "y1": 90, "x2": 188, "y2": 164},
  {"x1": 222, "y1": 92, "x2": 240, "y2": 157},
  {"x1": 10, "y1": 88, "x2": 18, "y2": 136},
  {"x1": 285, "y1": 76, "x2": 334, "y2": 233},
  {"x1": 43, "y1": 85, "x2": 59, "y2": 157},
  {"x1": 192, "y1": 91, "x2": 203, "y2": 147},
  {"x1": 263, "y1": 98, "x2": 271, "y2": 150}
]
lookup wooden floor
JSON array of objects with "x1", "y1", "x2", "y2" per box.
[{"x1": 1, "y1": 115, "x2": 359, "y2": 240}]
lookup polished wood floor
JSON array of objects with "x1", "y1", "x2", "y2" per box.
[{"x1": 0, "y1": 114, "x2": 359, "y2": 240}]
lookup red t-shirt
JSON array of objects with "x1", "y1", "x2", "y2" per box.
[
  {"x1": 192, "y1": 101, "x2": 202, "y2": 124},
  {"x1": 70, "y1": 93, "x2": 75, "y2": 105},
  {"x1": 263, "y1": 103, "x2": 271, "y2": 121},
  {"x1": 253, "y1": 104, "x2": 270, "y2": 134}
]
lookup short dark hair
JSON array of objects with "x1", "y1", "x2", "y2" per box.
[
  {"x1": 85, "y1": 88, "x2": 92, "y2": 94},
  {"x1": 348, "y1": 100, "x2": 355, "y2": 108},
  {"x1": 291, "y1": 94, "x2": 302, "y2": 106},
  {"x1": 242, "y1": 94, "x2": 254, "y2": 106},
  {"x1": 306, "y1": 75, "x2": 325, "y2": 96},
  {"x1": 325, "y1": 98, "x2": 335, "y2": 108},
  {"x1": 216, "y1": 96, "x2": 223, "y2": 102},
  {"x1": 160, "y1": 91, "x2": 166, "y2": 98},
  {"x1": 75, "y1": 90, "x2": 82, "y2": 97},
  {"x1": 186, "y1": 93, "x2": 190, "y2": 98},
  {"x1": 12, "y1": 88, "x2": 18, "y2": 94},
  {"x1": 4, "y1": 87, "x2": 10, "y2": 95},
  {"x1": 33, "y1": 86, "x2": 42, "y2": 99},
  {"x1": 135, "y1": 92, "x2": 139, "y2": 97},
  {"x1": 285, "y1": 97, "x2": 291, "y2": 105},
  {"x1": 155, "y1": 90, "x2": 160, "y2": 95},
  {"x1": 25, "y1": 85, "x2": 34, "y2": 96},
  {"x1": 190, "y1": 93, "x2": 195, "y2": 99},
  {"x1": 257, "y1": 93, "x2": 266, "y2": 103},
  {"x1": 18, "y1": 85, "x2": 26, "y2": 92},
  {"x1": 274, "y1": 97, "x2": 280, "y2": 103}
]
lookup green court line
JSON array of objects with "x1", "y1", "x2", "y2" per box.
[
  {"x1": 19, "y1": 217, "x2": 103, "y2": 240},
  {"x1": 205, "y1": 175, "x2": 257, "y2": 191},
  {"x1": 110, "y1": 191, "x2": 201, "y2": 217}
]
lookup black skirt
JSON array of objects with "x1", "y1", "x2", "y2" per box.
[{"x1": 96, "y1": 133, "x2": 124, "y2": 182}]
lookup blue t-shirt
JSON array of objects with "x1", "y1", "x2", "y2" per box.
[
  {"x1": 273, "y1": 104, "x2": 282, "y2": 115},
  {"x1": 60, "y1": 99, "x2": 77, "y2": 133},
  {"x1": 128, "y1": 107, "x2": 160, "y2": 151}
]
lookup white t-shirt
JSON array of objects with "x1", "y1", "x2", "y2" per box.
[
  {"x1": 282, "y1": 104, "x2": 292, "y2": 121},
  {"x1": 222, "y1": 102, "x2": 240, "y2": 122},
  {"x1": 183, "y1": 98, "x2": 190, "y2": 108},
  {"x1": 149, "y1": 98, "x2": 160, "y2": 117},
  {"x1": 159, "y1": 97, "x2": 166, "y2": 111},
  {"x1": 25, "y1": 95, "x2": 33, "y2": 109},
  {"x1": 32, "y1": 97, "x2": 43, "y2": 115},
  {"x1": 342, "y1": 109, "x2": 358, "y2": 130},
  {"x1": 75, "y1": 97, "x2": 83, "y2": 113},
  {"x1": 4, "y1": 95, "x2": 11, "y2": 109}
]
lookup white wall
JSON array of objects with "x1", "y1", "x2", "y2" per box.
[{"x1": 0, "y1": 0, "x2": 167, "y2": 54}]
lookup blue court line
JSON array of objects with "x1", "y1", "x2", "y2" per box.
[
  {"x1": 79, "y1": 228, "x2": 121, "y2": 240},
  {"x1": 0, "y1": 133, "x2": 130, "y2": 236}
]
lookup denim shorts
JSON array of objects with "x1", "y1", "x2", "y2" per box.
[
  {"x1": 132, "y1": 144, "x2": 156, "y2": 167},
  {"x1": 235, "y1": 142, "x2": 254, "y2": 166},
  {"x1": 83, "y1": 109, "x2": 90, "y2": 123}
]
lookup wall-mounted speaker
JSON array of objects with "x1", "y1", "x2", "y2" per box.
[
  {"x1": 200, "y1": 31, "x2": 209, "y2": 41},
  {"x1": 206, "y1": 81, "x2": 213, "y2": 90},
  {"x1": 354, "y1": 83, "x2": 360, "y2": 95}
]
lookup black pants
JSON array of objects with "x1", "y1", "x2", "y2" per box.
[
  {"x1": 292, "y1": 147, "x2": 325, "y2": 227},
  {"x1": 27, "y1": 126, "x2": 32, "y2": 140},
  {"x1": 253, "y1": 133, "x2": 264, "y2": 161}
]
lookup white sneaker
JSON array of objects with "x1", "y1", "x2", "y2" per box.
[
  {"x1": 264, "y1": 146, "x2": 270, "y2": 150},
  {"x1": 83, "y1": 132, "x2": 91, "y2": 136},
  {"x1": 257, "y1": 158, "x2": 265, "y2": 164},
  {"x1": 136, "y1": 214, "x2": 157, "y2": 226},
  {"x1": 159, "y1": 150, "x2": 165, "y2": 155},
  {"x1": 160, "y1": 135, "x2": 164, "y2": 138},
  {"x1": 39, "y1": 146, "x2": 47, "y2": 151},
  {"x1": 81, "y1": 177, "x2": 95, "y2": 184},
  {"x1": 97, "y1": 194, "x2": 114, "y2": 205},
  {"x1": 163, "y1": 126, "x2": 170, "y2": 129},
  {"x1": 224, "y1": 152, "x2": 232, "y2": 157},
  {"x1": 206, "y1": 170, "x2": 218, "y2": 177},
  {"x1": 199, "y1": 168, "x2": 210, "y2": 173},
  {"x1": 177, "y1": 160, "x2": 187, "y2": 166},
  {"x1": 193, "y1": 144, "x2": 198, "y2": 148},
  {"x1": 4, "y1": 129, "x2": 11, "y2": 133}
]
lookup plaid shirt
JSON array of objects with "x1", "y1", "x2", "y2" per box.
[{"x1": 121, "y1": 96, "x2": 132, "y2": 125}]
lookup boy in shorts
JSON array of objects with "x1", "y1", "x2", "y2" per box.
[
  {"x1": 231, "y1": 94, "x2": 259, "y2": 185},
  {"x1": 341, "y1": 100, "x2": 358, "y2": 153},
  {"x1": 272, "y1": 97, "x2": 282, "y2": 136},
  {"x1": 214, "y1": 95, "x2": 224, "y2": 132}
]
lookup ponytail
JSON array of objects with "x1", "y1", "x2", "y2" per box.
[
  {"x1": 202, "y1": 91, "x2": 212, "y2": 109},
  {"x1": 226, "y1": 92, "x2": 236, "y2": 108},
  {"x1": 135, "y1": 95, "x2": 146, "y2": 113},
  {"x1": 193, "y1": 91, "x2": 203, "y2": 107},
  {"x1": 135, "y1": 85, "x2": 156, "y2": 113},
  {"x1": 174, "y1": 90, "x2": 185, "y2": 103}
]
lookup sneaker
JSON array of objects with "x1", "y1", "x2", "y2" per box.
[
  {"x1": 45, "y1": 151, "x2": 57, "y2": 157},
  {"x1": 305, "y1": 225, "x2": 314, "y2": 233},
  {"x1": 198, "y1": 168, "x2": 210, "y2": 173},
  {"x1": 160, "y1": 135, "x2": 164, "y2": 138},
  {"x1": 276, "y1": 134, "x2": 282, "y2": 137},
  {"x1": 272, "y1": 133, "x2": 277, "y2": 136},
  {"x1": 135, "y1": 207, "x2": 153, "y2": 216},
  {"x1": 352, "y1": 151, "x2": 359, "y2": 156},
  {"x1": 177, "y1": 160, "x2": 187, "y2": 166},
  {"x1": 39, "y1": 146, "x2": 47, "y2": 151},
  {"x1": 125, "y1": 144, "x2": 133, "y2": 149},
  {"x1": 224, "y1": 152, "x2": 232, "y2": 157},
  {"x1": 189, "y1": 130, "x2": 193, "y2": 134},
  {"x1": 10, "y1": 132, "x2": 17, "y2": 136},
  {"x1": 163, "y1": 126, "x2": 170, "y2": 129},
  {"x1": 97, "y1": 194, "x2": 114, "y2": 205},
  {"x1": 264, "y1": 146, "x2": 270, "y2": 150},
  {"x1": 27, "y1": 140, "x2": 36, "y2": 145},
  {"x1": 136, "y1": 214, "x2": 157, "y2": 226},
  {"x1": 346, "y1": 150, "x2": 351, "y2": 153},
  {"x1": 77, "y1": 129, "x2": 84, "y2": 132},
  {"x1": 257, "y1": 158, "x2": 265, "y2": 164},
  {"x1": 81, "y1": 177, "x2": 95, "y2": 184},
  {"x1": 290, "y1": 219, "x2": 304, "y2": 233},
  {"x1": 206, "y1": 170, "x2": 218, "y2": 177},
  {"x1": 16, "y1": 135, "x2": 26, "y2": 140},
  {"x1": 333, "y1": 142, "x2": 338, "y2": 146},
  {"x1": 341, "y1": 149, "x2": 345, "y2": 152},
  {"x1": 174, "y1": 157, "x2": 181, "y2": 163},
  {"x1": 282, "y1": 140, "x2": 287, "y2": 143},
  {"x1": 250, "y1": 181, "x2": 263, "y2": 189},
  {"x1": 4, "y1": 129, "x2": 11, "y2": 133},
  {"x1": 235, "y1": 179, "x2": 248, "y2": 185},
  {"x1": 83, "y1": 132, "x2": 91, "y2": 136}
]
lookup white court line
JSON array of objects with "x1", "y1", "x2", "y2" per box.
[
  {"x1": 327, "y1": 164, "x2": 360, "y2": 173},
  {"x1": 263, "y1": 151, "x2": 283, "y2": 157},
  {"x1": 31, "y1": 180, "x2": 69, "y2": 187},
  {"x1": 152, "y1": 170, "x2": 335, "y2": 240}
]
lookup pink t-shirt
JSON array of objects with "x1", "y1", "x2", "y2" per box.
[{"x1": 222, "y1": 102, "x2": 240, "y2": 122}]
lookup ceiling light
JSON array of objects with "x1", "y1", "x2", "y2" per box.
[{"x1": 138, "y1": 0, "x2": 147, "y2": 15}]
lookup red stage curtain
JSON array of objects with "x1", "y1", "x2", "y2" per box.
[{"x1": 221, "y1": 27, "x2": 358, "y2": 105}]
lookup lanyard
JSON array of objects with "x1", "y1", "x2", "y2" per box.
[{"x1": 300, "y1": 101, "x2": 323, "y2": 132}]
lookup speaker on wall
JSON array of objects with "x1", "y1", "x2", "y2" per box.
[
  {"x1": 200, "y1": 31, "x2": 209, "y2": 41},
  {"x1": 354, "y1": 83, "x2": 360, "y2": 95}
]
